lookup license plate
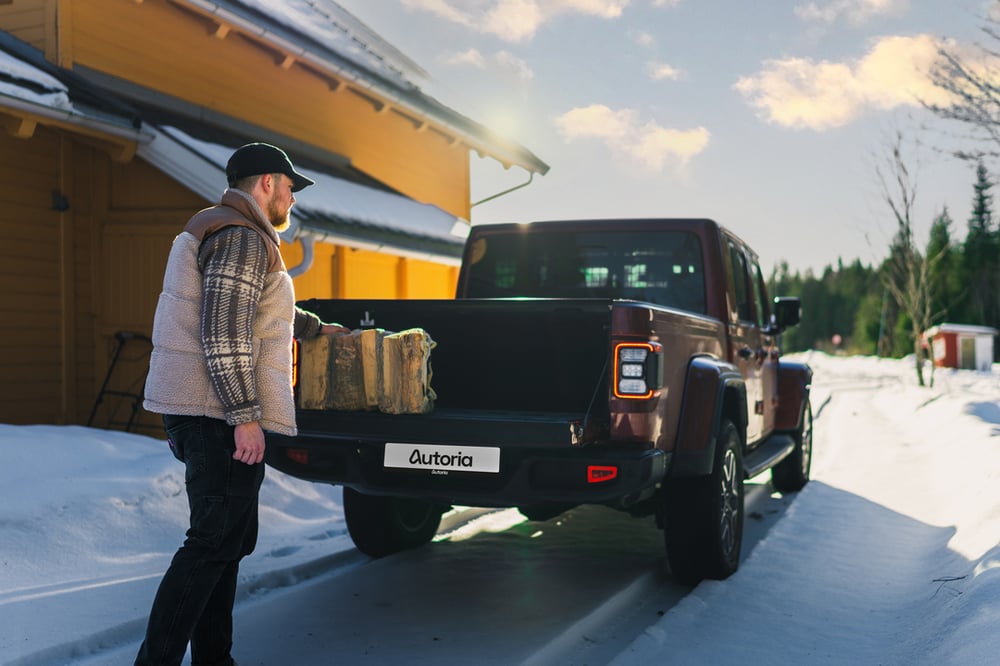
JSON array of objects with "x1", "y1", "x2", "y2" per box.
[{"x1": 384, "y1": 443, "x2": 501, "y2": 474}]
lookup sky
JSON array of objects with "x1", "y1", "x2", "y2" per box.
[
  {"x1": 333, "y1": 0, "x2": 1000, "y2": 276},
  {"x1": 3, "y1": 351, "x2": 1000, "y2": 664}
]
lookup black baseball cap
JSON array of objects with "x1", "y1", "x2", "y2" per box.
[{"x1": 226, "y1": 142, "x2": 315, "y2": 192}]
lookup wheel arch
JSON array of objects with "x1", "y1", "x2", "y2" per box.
[
  {"x1": 775, "y1": 360, "x2": 813, "y2": 432},
  {"x1": 670, "y1": 356, "x2": 746, "y2": 477}
]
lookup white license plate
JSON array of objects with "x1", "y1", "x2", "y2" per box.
[{"x1": 384, "y1": 443, "x2": 501, "y2": 474}]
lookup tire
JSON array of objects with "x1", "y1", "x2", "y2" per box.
[
  {"x1": 771, "y1": 398, "x2": 813, "y2": 493},
  {"x1": 343, "y1": 487, "x2": 445, "y2": 558},
  {"x1": 663, "y1": 417, "x2": 744, "y2": 584}
]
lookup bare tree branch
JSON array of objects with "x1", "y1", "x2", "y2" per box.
[{"x1": 874, "y1": 131, "x2": 945, "y2": 386}]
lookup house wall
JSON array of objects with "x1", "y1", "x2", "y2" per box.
[
  {"x1": 974, "y1": 335, "x2": 994, "y2": 372},
  {"x1": 0, "y1": 0, "x2": 47, "y2": 49},
  {"x1": 930, "y1": 333, "x2": 957, "y2": 368},
  {"x1": 0, "y1": 125, "x2": 68, "y2": 425},
  {"x1": 0, "y1": 124, "x2": 199, "y2": 428}
]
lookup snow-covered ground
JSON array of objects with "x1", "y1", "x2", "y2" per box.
[{"x1": 2, "y1": 352, "x2": 998, "y2": 665}]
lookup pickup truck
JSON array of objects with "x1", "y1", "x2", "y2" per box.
[{"x1": 266, "y1": 218, "x2": 812, "y2": 583}]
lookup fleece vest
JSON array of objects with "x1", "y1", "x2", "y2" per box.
[{"x1": 143, "y1": 190, "x2": 299, "y2": 436}]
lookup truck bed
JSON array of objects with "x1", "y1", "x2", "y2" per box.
[{"x1": 297, "y1": 297, "x2": 614, "y2": 414}]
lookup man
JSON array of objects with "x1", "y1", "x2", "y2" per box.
[{"x1": 136, "y1": 143, "x2": 348, "y2": 666}]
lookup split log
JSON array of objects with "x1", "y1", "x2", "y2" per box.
[{"x1": 379, "y1": 328, "x2": 436, "y2": 414}]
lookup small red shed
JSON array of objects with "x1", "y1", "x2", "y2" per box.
[{"x1": 923, "y1": 324, "x2": 997, "y2": 371}]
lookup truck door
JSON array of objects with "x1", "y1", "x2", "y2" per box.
[{"x1": 725, "y1": 240, "x2": 765, "y2": 445}]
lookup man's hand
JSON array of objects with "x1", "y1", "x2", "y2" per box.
[
  {"x1": 321, "y1": 323, "x2": 351, "y2": 336},
  {"x1": 233, "y1": 421, "x2": 266, "y2": 465}
]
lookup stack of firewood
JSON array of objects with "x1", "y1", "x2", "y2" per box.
[{"x1": 297, "y1": 328, "x2": 436, "y2": 414}]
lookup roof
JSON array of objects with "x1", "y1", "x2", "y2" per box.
[
  {"x1": 0, "y1": 36, "x2": 149, "y2": 150},
  {"x1": 0, "y1": 40, "x2": 467, "y2": 265},
  {"x1": 924, "y1": 324, "x2": 999, "y2": 338},
  {"x1": 141, "y1": 126, "x2": 468, "y2": 266},
  {"x1": 177, "y1": 0, "x2": 549, "y2": 174}
]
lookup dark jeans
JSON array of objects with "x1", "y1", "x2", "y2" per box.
[{"x1": 135, "y1": 415, "x2": 265, "y2": 666}]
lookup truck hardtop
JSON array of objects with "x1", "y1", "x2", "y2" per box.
[{"x1": 266, "y1": 218, "x2": 812, "y2": 583}]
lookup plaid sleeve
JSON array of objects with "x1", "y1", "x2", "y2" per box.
[
  {"x1": 198, "y1": 226, "x2": 267, "y2": 425},
  {"x1": 294, "y1": 306, "x2": 323, "y2": 339}
]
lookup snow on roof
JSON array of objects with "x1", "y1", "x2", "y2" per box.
[
  {"x1": 224, "y1": 0, "x2": 427, "y2": 88},
  {"x1": 0, "y1": 42, "x2": 150, "y2": 144},
  {"x1": 143, "y1": 126, "x2": 468, "y2": 264},
  {"x1": 0, "y1": 50, "x2": 71, "y2": 110},
  {"x1": 924, "y1": 323, "x2": 999, "y2": 337}
]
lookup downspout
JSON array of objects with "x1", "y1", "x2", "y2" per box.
[
  {"x1": 287, "y1": 235, "x2": 315, "y2": 278},
  {"x1": 471, "y1": 172, "x2": 534, "y2": 208}
]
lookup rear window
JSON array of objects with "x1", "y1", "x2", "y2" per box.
[{"x1": 463, "y1": 229, "x2": 706, "y2": 314}]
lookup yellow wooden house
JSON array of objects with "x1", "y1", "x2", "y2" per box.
[{"x1": 0, "y1": 0, "x2": 548, "y2": 429}]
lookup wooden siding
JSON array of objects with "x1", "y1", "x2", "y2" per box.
[
  {"x1": 96, "y1": 157, "x2": 203, "y2": 432},
  {"x1": 68, "y1": 0, "x2": 472, "y2": 220},
  {"x1": 283, "y1": 239, "x2": 337, "y2": 300},
  {"x1": 0, "y1": 124, "x2": 199, "y2": 428},
  {"x1": 400, "y1": 260, "x2": 460, "y2": 299},
  {"x1": 340, "y1": 250, "x2": 402, "y2": 299},
  {"x1": 0, "y1": 127, "x2": 67, "y2": 423},
  {"x1": 283, "y1": 241, "x2": 458, "y2": 301},
  {"x1": 0, "y1": 0, "x2": 47, "y2": 50}
]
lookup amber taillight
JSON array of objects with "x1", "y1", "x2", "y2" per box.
[{"x1": 613, "y1": 341, "x2": 664, "y2": 399}]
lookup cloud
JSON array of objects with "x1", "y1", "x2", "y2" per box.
[
  {"x1": 439, "y1": 48, "x2": 535, "y2": 81},
  {"x1": 403, "y1": 0, "x2": 629, "y2": 41},
  {"x1": 734, "y1": 34, "x2": 954, "y2": 130},
  {"x1": 794, "y1": 0, "x2": 907, "y2": 26},
  {"x1": 555, "y1": 104, "x2": 710, "y2": 170},
  {"x1": 495, "y1": 50, "x2": 535, "y2": 80},
  {"x1": 651, "y1": 0, "x2": 682, "y2": 6},
  {"x1": 649, "y1": 62, "x2": 683, "y2": 81},
  {"x1": 633, "y1": 30, "x2": 655, "y2": 47},
  {"x1": 440, "y1": 48, "x2": 488, "y2": 68}
]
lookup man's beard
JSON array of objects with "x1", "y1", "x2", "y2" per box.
[{"x1": 267, "y1": 196, "x2": 291, "y2": 232}]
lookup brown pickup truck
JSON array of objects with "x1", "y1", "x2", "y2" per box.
[{"x1": 266, "y1": 218, "x2": 812, "y2": 583}]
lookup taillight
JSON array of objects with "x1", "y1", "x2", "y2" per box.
[
  {"x1": 613, "y1": 341, "x2": 663, "y2": 399},
  {"x1": 587, "y1": 465, "x2": 618, "y2": 483},
  {"x1": 287, "y1": 448, "x2": 309, "y2": 465}
]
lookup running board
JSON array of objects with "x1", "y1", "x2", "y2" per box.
[{"x1": 743, "y1": 434, "x2": 795, "y2": 479}]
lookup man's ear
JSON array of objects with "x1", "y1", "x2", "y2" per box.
[{"x1": 259, "y1": 173, "x2": 274, "y2": 194}]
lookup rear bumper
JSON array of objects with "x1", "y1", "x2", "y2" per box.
[{"x1": 265, "y1": 433, "x2": 669, "y2": 508}]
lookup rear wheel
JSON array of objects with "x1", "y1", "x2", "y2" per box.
[
  {"x1": 343, "y1": 487, "x2": 446, "y2": 558},
  {"x1": 663, "y1": 417, "x2": 744, "y2": 584},
  {"x1": 771, "y1": 398, "x2": 813, "y2": 493}
]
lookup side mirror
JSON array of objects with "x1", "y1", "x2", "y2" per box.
[{"x1": 771, "y1": 297, "x2": 801, "y2": 332}]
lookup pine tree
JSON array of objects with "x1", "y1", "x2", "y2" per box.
[
  {"x1": 926, "y1": 207, "x2": 961, "y2": 322},
  {"x1": 969, "y1": 160, "x2": 993, "y2": 234},
  {"x1": 963, "y1": 159, "x2": 999, "y2": 326}
]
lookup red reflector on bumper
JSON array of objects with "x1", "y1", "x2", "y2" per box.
[
  {"x1": 587, "y1": 465, "x2": 618, "y2": 483},
  {"x1": 287, "y1": 448, "x2": 309, "y2": 465}
]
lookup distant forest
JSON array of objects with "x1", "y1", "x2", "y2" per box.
[{"x1": 769, "y1": 159, "x2": 999, "y2": 358}]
